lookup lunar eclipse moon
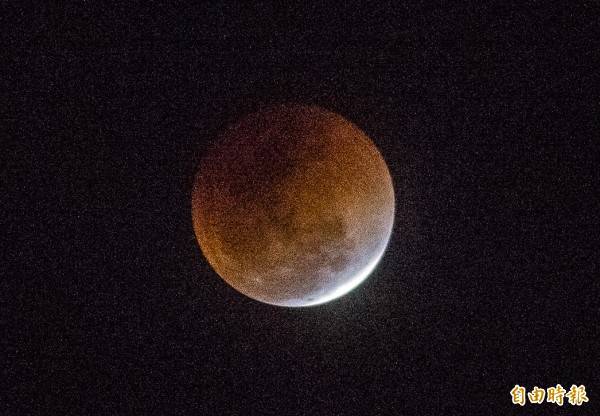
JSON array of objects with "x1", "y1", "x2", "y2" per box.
[{"x1": 192, "y1": 104, "x2": 395, "y2": 306}]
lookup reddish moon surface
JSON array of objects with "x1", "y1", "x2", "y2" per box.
[{"x1": 191, "y1": 105, "x2": 395, "y2": 307}]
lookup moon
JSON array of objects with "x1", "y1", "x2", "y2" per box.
[{"x1": 191, "y1": 104, "x2": 395, "y2": 307}]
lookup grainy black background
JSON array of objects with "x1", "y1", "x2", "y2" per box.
[{"x1": 3, "y1": 2, "x2": 599, "y2": 415}]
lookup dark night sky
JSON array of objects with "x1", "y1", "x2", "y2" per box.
[{"x1": 4, "y1": 2, "x2": 599, "y2": 415}]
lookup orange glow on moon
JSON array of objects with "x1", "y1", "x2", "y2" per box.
[{"x1": 191, "y1": 104, "x2": 394, "y2": 306}]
